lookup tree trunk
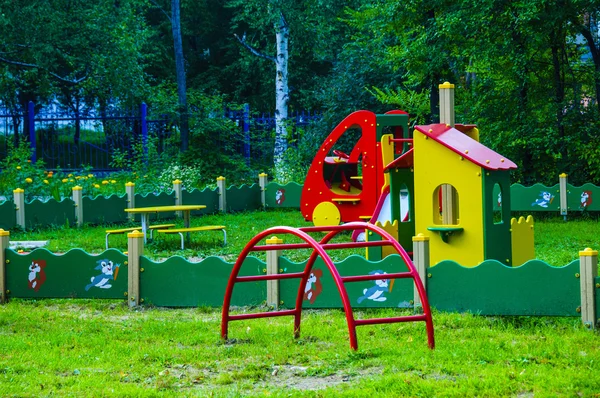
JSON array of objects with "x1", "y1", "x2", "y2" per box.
[
  {"x1": 273, "y1": 13, "x2": 289, "y2": 181},
  {"x1": 171, "y1": 0, "x2": 189, "y2": 152}
]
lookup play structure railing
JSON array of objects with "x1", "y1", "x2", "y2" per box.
[
  {"x1": 0, "y1": 172, "x2": 596, "y2": 231},
  {"x1": 1, "y1": 229, "x2": 598, "y2": 332}
]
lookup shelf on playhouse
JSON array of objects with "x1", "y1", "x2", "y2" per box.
[{"x1": 426, "y1": 226, "x2": 464, "y2": 243}]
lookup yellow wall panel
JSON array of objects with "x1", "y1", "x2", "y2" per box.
[{"x1": 511, "y1": 216, "x2": 535, "y2": 266}]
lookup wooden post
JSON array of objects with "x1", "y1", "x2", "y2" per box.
[
  {"x1": 579, "y1": 248, "x2": 598, "y2": 329},
  {"x1": 173, "y1": 179, "x2": 183, "y2": 218},
  {"x1": 13, "y1": 188, "x2": 25, "y2": 229},
  {"x1": 559, "y1": 173, "x2": 568, "y2": 221},
  {"x1": 412, "y1": 233, "x2": 430, "y2": 308},
  {"x1": 126, "y1": 182, "x2": 135, "y2": 221},
  {"x1": 259, "y1": 173, "x2": 268, "y2": 209},
  {"x1": 0, "y1": 229, "x2": 9, "y2": 304},
  {"x1": 127, "y1": 230, "x2": 144, "y2": 308},
  {"x1": 266, "y1": 236, "x2": 282, "y2": 309},
  {"x1": 72, "y1": 186, "x2": 83, "y2": 227},
  {"x1": 439, "y1": 82, "x2": 456, "y2": 225},
  {"x1": 217, "y1": 176, "x2": 227, "y2": 212}
]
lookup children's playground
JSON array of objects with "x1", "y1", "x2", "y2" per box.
[{"x1": 1, "y1": 83, "x2": 599, "y2": 395}]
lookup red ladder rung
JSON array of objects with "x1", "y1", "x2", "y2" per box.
[
  {"x1": 228, "y1": 309, "x2": 297, "y2": 321},
  {"x1": 354, "y1": 314, "x2": 428, "y2": 326},
  {"x1": 341, "y1": 271, "x2": 413, "y2": 283},
  {"x1": 235, "y1": 272, "x2": 305, "y2": 282},
  {"x1": 251, "y1": 240, "x2": 392, "y2": 252}
]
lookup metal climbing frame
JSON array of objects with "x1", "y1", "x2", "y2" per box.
[{"x1": 220, "y1": 222, "x2": 434, "y2": 350}]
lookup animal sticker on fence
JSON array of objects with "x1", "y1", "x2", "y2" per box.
[
  {"x1": 357, "y1": 270, "x2": 394, "y2": 304},
  {"x1": 85, "y1": 259, "x2": 120, "y2": 291},
  {"x1": 303, "y1": 269, "x2": 323, "y2": 304},
  {"x1": 531, "y1": 191, "x2": 554, "y2": 208},
  {"x1": 580, "y1": 191, "x2": 592, "y2": 209},
  {"x1": 28, "y1": 260, "x2": 47, "y2": 292},
  {"x1": 497, "y1": 192, "x2": 502, "y2": 208},
  {"x1": 275, "y1": 189, "x2": 286, "y2": 205}
]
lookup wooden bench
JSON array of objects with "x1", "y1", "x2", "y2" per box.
[
  {"x1": 155, "y1": 225, "x2": 227, "y2": 250},
  {"x1": 105, "y1": 224, "x2": 176, "y2": 249}
]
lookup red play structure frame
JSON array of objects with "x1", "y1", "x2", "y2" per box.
[{"x1": 221, "y1": 222, "x2": 435, "y2": 350}]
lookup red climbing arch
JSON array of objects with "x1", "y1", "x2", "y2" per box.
[{"x1": 220, "y1": 222, "x2": 434, "y2": 350}]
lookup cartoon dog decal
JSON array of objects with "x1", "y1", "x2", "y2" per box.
[
  {"x1": 532, "y1": 191, "x2": 554, "y2": 208},
  {"x1": 357, "y1": 270, "x2": 392, "y2": 304},
  {"x1": 275, "y1": 189, "x2": 286, "y2": 205},
  {"x1": 580, "y1": 191, "x2": 592, "y2": 209},
  {"x1": 28, "y1": 260, "x2": 47, "y2": 292},
  {"x1": 303, "y1": 269, "x2": 323, "y2": 304},
  {"x1": 85, "y1": 259, "x2": 120, "y2": 291}
]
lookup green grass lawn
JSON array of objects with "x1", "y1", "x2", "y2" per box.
[{"x1": 1, "y1": 212, "x2": 600, "y2": 396}]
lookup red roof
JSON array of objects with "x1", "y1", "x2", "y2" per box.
[
  {"x1": 414, "y1": 124, "x2": 517, "y2": 170},
  {"x1": 384, "y1": 148, "x2": 414, "y2": 171}
]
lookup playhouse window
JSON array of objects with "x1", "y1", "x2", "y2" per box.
[
  {"x1": 493, "y1": 183, "x2": 503, "y2": 224},
  {"x1": 399, "y1": 184, "x2": 411, "y2": 222},
  {"x1": 433, "y1": 184, "x2": 459, "y2": 225}
]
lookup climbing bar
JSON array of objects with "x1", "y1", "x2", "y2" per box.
[
  {"x1": 234, "y1": 272, "x2": 305, "y2": 282},
  {"x1": 388, "y1": 137, "x2": 413, "y2": 143},
  {"x1": 341, "y1": 271, "x2": 413, "y2": 283},
  {"x1": 251, "y1": 240, "x2": 392, "y2": 252},
  {"x1": 354, "y1": 314, "x2": 428, "y2": 326},
  {"x1": 228, "y1": 309, "x2": 297, "y2": 321}
]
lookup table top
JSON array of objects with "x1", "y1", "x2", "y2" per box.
[{"x1": 124, "y1": 204, "x2": 206, "y2": 213}]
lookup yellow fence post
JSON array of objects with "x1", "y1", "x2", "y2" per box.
[
  {"x1": 579, "y1": 248, "x2": 598, "y2": 329},
  {"x1": 13, "y1": 188, "x2": 25, "y2": 229},
  {"x1": 173, "y1": 179, "x2": 183, "y2": 218},
  {"x1": 217, "y1": 176, "x2": 227, "y2": 213},
  {"x1": 126, "y1": 182, "x2": 135, "y2": 222},
  {"x1": 559, "y1": 173, "x2": 568, "y2": 221},
  {"x1": 266, "y1": 236, "x2": 282, "y2": 309},
  {"x1": 72, "y1": 186, "x2": 83, "y2": 227},
  {"x1": 412, "y1": 233, "x2": 430, "y2": 309},
  {"x1": 259, "y1": 173, "x2": 268, "y2": 209},
  {"x1": 127, "y1": 230, "x2": 144, "y2": 308},
  {"x1": 0, "y1": 229, "x2": 9, "y2": 304}
]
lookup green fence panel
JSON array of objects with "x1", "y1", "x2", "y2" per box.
[
  {"x1": 265, "y1": 182, "x2": 303, "y2": 209},
  {"x1": 139, "y1": 255, "x2": 266, "y2": 307},
  {"x1": 0, "y1": 200, "x2": 16, "y2": 230},
  {"x1": 5, "y1": 248, "x2": 127, "y2": 299},
  {"x1": 134, "y1": 191, "x2": 176, "y2": 221},
  {"x1": 83, "y1": 194, "x2": 128, "y2": 224},
  {"x1": 182, "y1": 187, "x2": 219, "y2": 216},
  {"x1": 566, "y1": 183, "x2": 600, "y2": 212},
  {"x1": 226, "y1": 184, "x2": 261, "y2": 212},
  {"x1": 428, "y1": 259, "x2": 580, "y2": 316},
  {"x1": 25, "y1": 198, "x2": 75, "y2": 228},
  {"x1": 279, "y1": 254, "x2": 413, "y2": 309},
  {"x1": 510, "y1": 183, "x2": 560, "y2": 212}
]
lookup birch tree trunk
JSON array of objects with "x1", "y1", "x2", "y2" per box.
[
  {"x1": 273, "y1": 13, "x2": 289, "y2": 181},
  {"x1": 171, "y1": 0, "x2": 189, "y2": 152}
]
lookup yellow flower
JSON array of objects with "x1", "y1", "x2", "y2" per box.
[
  {"x1": 16, "y1": 166, "x2": 21, "y2": 170},
  {"x1": 68, "y1": 173, "x2": 73, "y2": 177},
  {"x1": 75, "y1": 176, "x2": 81, "y2": 180},
  {"x1": 62, "y1": 178, "x2": 68, "y2": 183},
  {"x1": 43, "y1": 180, "x2": 49, "y2": 184},
  {"x1": 69, "y1": 179, "x2": 74, "y2": 183},
  {"x1": 102, "y1": 180, "x2": 109, "y2": 185},
  {"x1": 25, "y1": 178, "x2": 32, "y2": 184},
  {"x1": 94, "y1": 184, "x2": 100, "y2": 189},
  {"x1": 88, "y1": 174, "x2": 94, "y2": 178},
  {"x1": 110, "y1": 180, "x2": 116, "y2": 184}
]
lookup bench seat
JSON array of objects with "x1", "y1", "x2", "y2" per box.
[
  {"x1": 105, "y1": 224, "x2": 176, "y2": 249},
  {"x1": 155, "y1": 225, "x2": 227, "y2": 249}
]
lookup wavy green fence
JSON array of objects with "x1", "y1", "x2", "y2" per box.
[
  {"x1": 5, "y1": 248, "x2": 127, "y2": 299},
  {"x1": 134, "y1": 191, "x2": 176, "y2": 221},
  {"x1": 265, "y1": 182, "x2": 303, "y2": 209},
  {"x1": 428, "y1": 259, "x2": 581, "y2": 316},
  {"x1": 83, "y1": 194, "x2": 129, "y2": 224},
  {"x1": 25, "y1": 198, "x2": 75, "y2": 228},
  {"x1": 567, "y1": 183, "x2": 600, "y2": 212},
  {"x1": 182, "y1": 187, "x2": 219, "y2": 215},
  {"x1": 139, "y1": 255, "x2": 266, "y2": 307},
  {"x1": 279, "y1": 254, "x2": 414, "y2": 309},
  {"x1": 226, "y1": 184, "x2": 261, "y2": 212},
  {"x1": 510, "y1": 183, "x2": 561, "y2": 212},
  {"x1": 0, "y1": 201, "x2": 16, "y2": 230}
]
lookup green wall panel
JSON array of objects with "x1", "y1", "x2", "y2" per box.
[
  {"x1": 182, "y1": 187, "x2": 219, "y2": 216},
  {"x1": 279, "y1": 254, "x2": 414, "y2": 309},
  {"x1": 140, "y1": 255, "x2": 266, "y2": 307},
  {"x1": 83, "y1": 194, "x2": 128, "y2": 224},
  {"x1": 5, "y1": 248, "x2": 127, "y2": 299},
  {"x1": 428, "y1": 259, "x2": 580, "y2": 316},
  {"x1": 0, "y1": 200, "x2": 16, "y2": 230},
  {"x1": 510, "y1": 183, "x2": 560, "y2": 212},
  {"x1": 226, "y1": 184, "x2": 261, "y2": 212},
  {"x1": 25, "y1": 198, "x2": 75, "y2": 228},
  {"x1": 265, "y1": 182, "x2": 302, "y2": 209},
  {"x1": 566, "y1": 183, "x2": 600, "y2": 212},
  {"x1": 134, "y1": 191, "x2": 176, "y2": 221}
]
